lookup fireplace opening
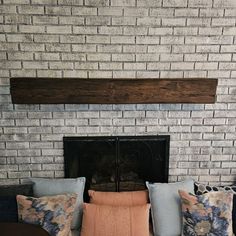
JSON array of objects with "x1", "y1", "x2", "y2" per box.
[{"x1": 64, "y1": 135, "x2": 170, "y2": 201}]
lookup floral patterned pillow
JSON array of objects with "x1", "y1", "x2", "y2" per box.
[
  {"x1": 179, "y1": 190, "x2": 233, "y2": 236},
  {"x1": 17, "y1": 193, "x2": 77, "y2": 236}
]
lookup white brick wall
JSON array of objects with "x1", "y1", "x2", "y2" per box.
[{"x1": 0, "y1": 0, "x2": 236, "y2": 185}]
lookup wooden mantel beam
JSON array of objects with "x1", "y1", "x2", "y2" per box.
[{"x1": 10, "y1": 78, "x2": 217, "y2": 104}]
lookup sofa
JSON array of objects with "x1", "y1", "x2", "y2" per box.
[{"x1": 0, "y1": 179, "x2": 235, "y2": 236}]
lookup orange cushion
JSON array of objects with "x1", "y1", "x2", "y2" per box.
[
  {"x1": 81, "y1": 203, "x2": 150, "y2": 236},
  {"x1": 88, "y1": 190, "x2": 149, "y2": 206}
]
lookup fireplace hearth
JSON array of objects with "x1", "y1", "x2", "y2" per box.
[{"x1": 64, "y1": 136, "x2": 170, "y2": 201}]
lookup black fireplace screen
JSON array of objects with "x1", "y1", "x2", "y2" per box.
[{"x1": 64, "y1": 136, "x2": 169, "y2": 200}]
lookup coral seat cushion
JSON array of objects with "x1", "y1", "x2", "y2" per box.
[
  {"x1": 81, "y1": 203, "x2": 150, "y2": 236},
  {"x1": 88, "y1": 190, "x2": 149, "y2": 206}
]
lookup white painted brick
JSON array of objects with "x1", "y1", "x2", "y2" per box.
[
  {"x1": 0, "y1": 42, "x2": 18, "y2": 51},
  {"x1": 162, "y1": 18, "x2": 186, "y2": 26},
  {"x1": 214, "y1": 0, "x2": 236, "y2": 8},
  {"x1": 137, "y1": 0, "x2": 161, "y2": 7},
  {"x1": 147, "y1": 62, "x2": 170, "y2": 70},
  {"x1": 1, "y1": 25, "x2": 17, "y2": 33},
  {"x1": 5, "y1": 15, "x2": 31, "y2": 24},
  {"x1": 18, "y1": 5, "x2": 44, "y2": 14},
  {"x1": 20, "y1": 43, "x2": 45, "y2": 52},
  {"x1": 184, "y1": 71, "x2": 207, "y2": 78},
  {"x1": 73, "y1": 26, "x2": 97, "y2": 34},
  {"x1": 200, "y1": 9, "x2": 223, "y2": 17},
  {"x1": 111, "y1": 36, "x2": 135, "y2": 44},
  {"x1": 123, "y1": 27, "x2": 148, "y2": 35},
  {"x1": 172, "y1": 45, "x2": 195, "y2": 53},
  {"x1": 31, "y1": 0, "x2": 57, "y2": 4},
  {"x1": 34, "y1": 35, "x2": 59, "y2": 43},
  {"x1": 149, "y1": 27, "x2": 172, "y2": 35},
  {"x1": 0, "y1": 61, "x2": 21, "y2": 69},
  {"x1": 208, "y1": 54, "x2": 232, "y2": 61},
  {"x1": 148, "y1": 45, "x2": 171, "y2": 53},
  {"x1": 174, "y1": 27, "x2": 198, "y2": 35},
  {"x1": 124, "y1": 8, "x2": 148, "y2": 17},
  {"x1": 124, "y1": 62, "x2": 146, "y2": 70},
  {"x1": 112, "y1": 17, "x2": 136, "y2": 26},
  {"x1": 99, "y1": 26, "x2": 123, "y2": 35},
  {"x1": 150, "y1": 8, "x2": 174, "y2": 17},
  {"x1": 85, "y1": 0, "x2": 109, "y2": 6},
  {"x1": 175, "y1": 8, "x2": 198, "y2": 17},
  {"x1": 87, "y1": 53, "x2": 111, "y2": 61},
  {"x1": 19, "y1": 25, "x2": 45, "y2": 33},
  {"x1": 97, "y1": 45, "x2": 122, "y2": 53},
  {"x1": 99, "y1": 62, "x2": 122, "y2": 70},
  {"x1": 137, "y1": 17, "x2": 161, "y2": 26},
  {"x1": 219, "y1": 62, "x2": 236, "y2": 70},
  {"x1": 171, "y1": 62, "x2": 194, "y2": 70},
  {"x1": 112, "y1": 54, "x2": 135, "y2": 62},
  {"x1": 113, "y1": 118, "x2": 135, "y2": 126},
  {"x1": 161, "y1": 36, "x2": 184, "y2": 44},
  {"x1": 212, "y1": 18, "x2": 235, "y2": 27},
  {"x1": 72, "y1": 45, "x2": 96, "y2": 52},
  {"x1": 35, "y1": 52, "x2": 60, "y2": 61},
  {"x1": 160, "y1": 54, "x2": 183, "y2": 61},
  {"x1": 192, "y1": 126, "x2": 213, "y2": 132},
  {"x1": 111, "y1": 0, "x2": 135, "y2": 6},
  {"x1": 61, "y1": 53, "x2": 86, "y2": 61},
  {"x1": 187, "y1": 18, "x2": 211, "y2": 27},
  {"x1": 136, "y1": 54, "x2": 160, "y2": 62},
  {"x1": 221, "y1": 45, "x2": 236, "y2": 53},
  {"x1": 98, "y1": 7, "x2": 123, "y2": 16},
  {"x1": 185, "y1": 36, "x2": 233, "y2": 45},
  {"x1": 196, "y1": 45, "x2": 219, "y2": 53},
  {"x1": 53, "y1": 127, "x2": 76, "y2": 133},
  {"x1": 7, "y1": 34, "x2": 33, "y2": 43},
  {"x1": 189, "y1": 0, "x2": 212, "y2": 7},
  {"x1": 46, "y1": 6, "x2": 71, "y2": 15},
  {"x1": 163, "y1": 0, "x2": 187, "y2": 7},
  {"x1": 89, "y1": 119, "x2": 112, "y2": 126},
  {"x1": 72, "y1": 7, "x2": 97, "y2": 15},
  {"x1": 8, "y1": 52, "x2": 34, "y2": 60},
  {"x1": 86, "y1": 16, "x2": 111, "y2": 26},
  {"x1": 58, "y1": 0, "x2": 83, "y2": 5},
  {"x1": 223, "y1": 27, "x2": 236, "y2": 36},
  {"x1": 47, "y1": 26, "x2": 72, "y2": 34},
  {"x1": 60, "y1": 35, "x2": 85, "y2": 44},
  {"x1": 161, "y1": 71, "x2": 183, "y2": 78},
  {"x1": 23, "y1": 61, "x2": 48, "y2": 69},
  {"x1": 89, "y1": 71, "x2": 112, "y2": 78},
  {"x1": 75, "y1": 62, "x2": 98, "y2": 70},
  {"x1": 199, "y1": 27, "x2": 222, "y2": 35},
  {"x1": 77, "y1": 126, "x2": 100, "y2": 133},
  {"x1": 49, "y1": 62, "x2": 73, "y2": 69},
  {"x1": 225, "y1": 9, "x2": 236, "y2": 17},
  {"x1": 113, "y1": 71, "x2": 136, "y2": 78},
  {"x1": 33, "y1": 16, "x2": 58, "y2": 25},
  {"x1": 124, "y1": 45, "x2": 147, "y2": 53}
]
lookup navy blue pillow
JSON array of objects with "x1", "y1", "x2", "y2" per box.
[{"x1": 0, "y1": 196, "x2": 18, "y2": 222}]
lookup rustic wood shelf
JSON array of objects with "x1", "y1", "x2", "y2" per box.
[{"x1": 10, "y1": 78, "x2": 217, "y2": 104}]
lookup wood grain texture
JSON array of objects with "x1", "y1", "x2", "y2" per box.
[{"x1": 10, "y1": 78, "x2": 218, "y2": 104}]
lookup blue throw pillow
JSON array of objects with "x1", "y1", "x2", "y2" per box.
[{"x1": 0, "y1": 196, "x2": 18, "y2": 222}]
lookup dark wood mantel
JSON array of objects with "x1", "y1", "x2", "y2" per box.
[{"x1": 10, "y1": 78, "x2": 217, "y2": 104}]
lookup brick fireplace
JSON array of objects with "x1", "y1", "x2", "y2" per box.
[{"x1": 0, "y1": 0, "x2": 236, "y2": 186}]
